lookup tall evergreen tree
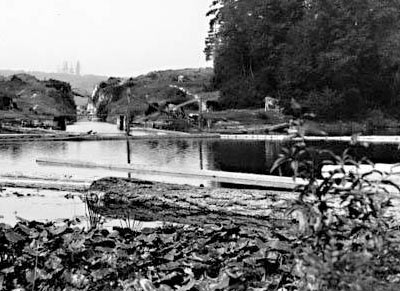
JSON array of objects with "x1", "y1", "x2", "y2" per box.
[
  {"x1": 206, "y1": 0, "x2": 400, "y2": 119},
  {"x1": 206, "y1": 0, "x2": 304, "y2": 108},
  {"x1": 280, "y1": 0, "x2": 400, "y2": 119}
]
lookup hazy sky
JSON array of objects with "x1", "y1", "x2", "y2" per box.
[{"x1": 0, "y1": 0, "x2": 212, "y2": 77}]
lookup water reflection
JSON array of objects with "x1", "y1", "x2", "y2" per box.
[
  {"x1": 305, "y1": 141, "x2": 400, "y2": 164},
  {"x1": 1, "y1": 135, "x2": 400, "y2": 187},
  {"x1": 206, "y1": 140, "x2": 269, "y2": 174},
  {"x1": 0, "y1": 188, "x2": 85, "y2": 226},
  {"x1": 0, "y1": 187, "x2": 162, "y2": 228}
]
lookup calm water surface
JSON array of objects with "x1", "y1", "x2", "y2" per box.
[
  {"x1": 2, "y1": 121, "x2": 400, "y2": 225},
  {"x1": 0, "y1": 138, "x2": 282, "y2": 186},
  {"x1": 1, "y1": 121, "x2": 400, "y2": 186}
]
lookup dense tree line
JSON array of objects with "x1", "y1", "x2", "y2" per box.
[{"x1": 206, "y1": 0, "x2": 400, "y2": 120}]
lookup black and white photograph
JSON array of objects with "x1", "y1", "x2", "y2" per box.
[{"x1": 1, "y1": 0, "x2": 400, "y2": 290}]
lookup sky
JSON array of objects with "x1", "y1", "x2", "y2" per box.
[{"x1": 0, "y1": 0, "x2": 213, "y2": 77}]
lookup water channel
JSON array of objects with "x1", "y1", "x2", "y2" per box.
[{"x1": 1, "y1": 121, "x2": 400, "y2": 225}]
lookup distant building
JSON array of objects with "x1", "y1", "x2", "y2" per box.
[
  {"x1": 197, "y1": 91, "x2": 220, "y2": 112},
  {"x1": 87, "y1": 100, "x2": 96, "y2": 116},
  {"x1": 264, "y1": 96, "x2": 280, "y2": 111},
  {"x1": 58, "y1": 60, "x2": 81, "y2": 75},
  {"x1": 76, "y1": 105, "x2": 86, "y2": 116}
]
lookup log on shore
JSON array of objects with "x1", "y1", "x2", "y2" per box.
[{"x1": 88, "y1": 177, "x2": 296, "y2": 228}]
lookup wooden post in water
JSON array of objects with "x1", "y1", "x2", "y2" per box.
[
  {"x1": 118, "y1": 115, "x2": 125, "y2": 131},
  {"x1": 126, "y1": 88, "x2": 131, "y2": 136},
  {"x1": 198, "y1": 95, "x2": 203, "y2": 131},
  {"x1": 199, "y1": 140, "x2": 203, "y2": 170},
  {"x1": 126, "y1": 139, "x2": 132, "y2": 178},
  {"x1": 126, "y1": 88, "x2": 132, "y2": 178}
]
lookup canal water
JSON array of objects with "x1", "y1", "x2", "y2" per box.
[
  {"x1": 1, "y1": 121, "x2": 400, "y2": 225},
  {"x1": 1, "y1": 123, "x2": 400, "y2": 184}
]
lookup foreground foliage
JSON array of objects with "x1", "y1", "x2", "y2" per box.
[
  {"x1": 0, "y1": 218, "x2": 301, "y2": 290},
  {"x1": 272, "y1": 140, "x2": 400, "y2": 290},
  {"x1": 269, "y1": 107, "x2": 400, "y2": 290}
]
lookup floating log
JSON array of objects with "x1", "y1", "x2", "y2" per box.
[
  {"x1": 0, "y1": 175, "x2": 91, "y2": 191},
  {"x1": 221, "y1": 134, "x2": 400, "y2": 144},
  {"x1": 0, "y1": 132, "x2": 220, "y2": 142},
  {"x1": 36, "y1": 158, "x2": 307, "y2": 189}
]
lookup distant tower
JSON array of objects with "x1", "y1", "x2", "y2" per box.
[
  {"x1": 75, "y1": 61, "x2": 81, "y2": 76},
  {"x1": 62, "y1": 61, "x2": 69, "y2": 74},
  {"x1": 69, "y1": 62, "x2": 75, "y2": 74}
]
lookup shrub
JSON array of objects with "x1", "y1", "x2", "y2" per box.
[
  {"x1": 303, "y1": 88, "x2": 345, "y2": 121},
  {"x1": 365, "y1": 109, "x2": 392, "y2": 129},
  {"x1": 272, "y1": 116, "x2": 400, "y2": 290}
]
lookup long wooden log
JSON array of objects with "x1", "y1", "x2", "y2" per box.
[
  {"x1": 0, "y1": 175, "x2": 90, "y2": 191},
  {"x1": 87, "y1": 173, "x2": 400, "y2": 229},
  {"x1": 88, "y1": 177, "x2": 296, "y2": 228},
  {"x1": 36, "y1": 158, "x2": 307, "y2": 189}
]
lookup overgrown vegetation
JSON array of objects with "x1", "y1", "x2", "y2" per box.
[
  {"x1": 270, "y1": 113, "x2": 400, "y2": 290},
  {"x1": 0, "y1": 218, "x2": 299, "y2": 290},
  {"x1": 206, "y1": 0, "x2": 400, "y2": 120}
]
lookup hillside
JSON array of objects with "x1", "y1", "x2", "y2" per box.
[
  {"x1": 0, "y1": 74, "x2": 77, "y2": 121},
  {"x1": 92, "y1": 68, "x2": 215, "y2": 122},
  {"x1": 0, "y1": 69, "x2": 107, "y2": 96}
]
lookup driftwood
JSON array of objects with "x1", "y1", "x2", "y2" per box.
[{"x1": 88, "y1": 177, "x2": 296, "y2": 229}]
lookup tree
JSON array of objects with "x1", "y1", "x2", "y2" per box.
[
  {"x1": 205, "y1": 0, "x2": 304, "y2": 108},
  {"x1": 280, "y1": 0, "x2": 400, "y2": 119},
  {"x1": 206, "y1": 0, "x2": 400, "y2": 119}
]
